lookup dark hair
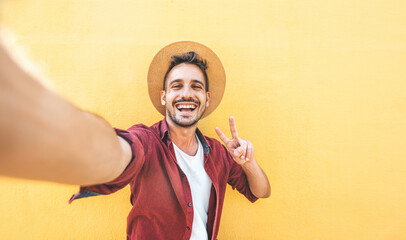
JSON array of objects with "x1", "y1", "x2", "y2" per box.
[{"x1": 163, "y1": 51, "x2": 209, "y2": 91}]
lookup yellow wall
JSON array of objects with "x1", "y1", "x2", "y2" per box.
[{"x1": 1, "y1": 1, "x2": 406, "y2": 239}]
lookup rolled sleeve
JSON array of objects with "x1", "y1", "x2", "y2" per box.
[
  {"x1": 69, "y1": 128, "x2": 145, "y2": 204},
  {"x1": 226, "y1": 148, "x2": 258, "y2": 203}
]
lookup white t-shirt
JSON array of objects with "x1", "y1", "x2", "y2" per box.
[{"x1": 173, "y1": 136, "x2": 212, "y2": 240}]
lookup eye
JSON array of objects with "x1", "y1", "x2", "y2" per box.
[
  {"x1": 172, "y1": 84, "x2": 182, "y2": 89},
  {"x1": 192, "y1": 85, "x2": 203, "y2": 89}
]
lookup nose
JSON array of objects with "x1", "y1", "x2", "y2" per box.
[{"x1": 180, "y1": 85, "x2": 193, "y2": 99}]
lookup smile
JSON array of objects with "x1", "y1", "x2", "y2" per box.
[{"x1": 175, "y1": 103, "x2": 197, "y2": 112}]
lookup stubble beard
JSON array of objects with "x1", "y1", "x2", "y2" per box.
[{"x1": 166, "y1": 101, "x2": 206, "y2": 128}]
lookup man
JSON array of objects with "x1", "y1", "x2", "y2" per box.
[{"x1": 0, "y1": 40, "x2": 270, "y2": 239}]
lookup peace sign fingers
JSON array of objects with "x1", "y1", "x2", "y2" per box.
[
  {"x1": 215, "y1": 117, "x2": 255, "y2": 165},
  {"x1": 215, "y1": 116, "x2": 239, "y2": 145}
]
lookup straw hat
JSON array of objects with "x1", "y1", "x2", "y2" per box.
[{"x1": 147, "y1": 41, "x2": 226, "y2": 118}]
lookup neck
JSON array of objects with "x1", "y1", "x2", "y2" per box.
[{"x1": 166, "y1": 118, "x2": 199, "y2": 155}]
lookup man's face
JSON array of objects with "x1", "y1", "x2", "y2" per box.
[{"x1": 160, "y1": 63, "x2": 210, "y2": 128}]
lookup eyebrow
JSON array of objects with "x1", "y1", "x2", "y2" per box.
[
  {"x1": 169, "y1": 79, "x2": 205, "y2": 86},
  {"x1": 191, "y1": 79, "x2": 205, "y2": 86}
]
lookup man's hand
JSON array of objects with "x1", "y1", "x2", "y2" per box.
[
  {"x1": 215, "y1": 116, "x2": 254, "y2": 166},
  {"x1": 215, "y1": 116, "x2": 271, "y2": 198}
]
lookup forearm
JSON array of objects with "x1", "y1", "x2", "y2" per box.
[
  {"x1": 241, "y1": 158, "x2": 271, "y2": 198},
  {"x1": 0, "y1": 41, "x2": 127, "y2": 186}
]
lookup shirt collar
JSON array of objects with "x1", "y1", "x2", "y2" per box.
[{"x1": 159, "y1": 118, "x2": 211, "y2": 154}]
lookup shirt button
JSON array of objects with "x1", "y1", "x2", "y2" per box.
[
  {"x1": 186, "y1": 226, "x2": 191, "y2": 230},
  {"x1": 180, "y1": 173, "x2": 185, "y2": 177},
  {"x1": 188, "y1": 202, "x2": 192, "y2": 207}
]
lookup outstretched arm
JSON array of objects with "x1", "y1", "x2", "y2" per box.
[
  {"x1": 0, "y1": 39, "x2": 132, "y2": 186},
  {"x1": 215, "y1": 116, "x2": 271, "y2": 198}
]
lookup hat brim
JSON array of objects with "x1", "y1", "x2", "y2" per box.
[{"x1": 147, "y1": 41, "x2": 226, "y2": 118}]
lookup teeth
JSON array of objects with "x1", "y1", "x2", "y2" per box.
[{"x1": 177, "y1": 105, "x2": 196, "y2": 110}]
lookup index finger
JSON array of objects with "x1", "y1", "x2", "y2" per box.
[
  {"x1": 229, "y1": 116, "x2": 239, "y2": 140},
  {"x1": 215, "y1": 127, "x2": 230, "y2": 144}
]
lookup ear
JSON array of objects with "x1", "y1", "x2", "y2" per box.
[
  {"x1": 160, "y1": 90, "x2": 166, "y2": 106},
  {"x1": 205, "y1": 91, "x2": 211, "y2": 107}
]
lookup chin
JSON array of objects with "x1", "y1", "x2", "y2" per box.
[{"x1": 172, "y1": 117, "x2": 199, "y2": 128}]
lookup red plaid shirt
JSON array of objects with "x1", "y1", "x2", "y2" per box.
[{"x1": 69, "y1": 119, "x2": 257, "y2": 240}]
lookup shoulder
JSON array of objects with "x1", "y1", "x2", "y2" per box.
[
  {"x1": 125, "y1": 123, "x2": 160, "y2": 143},
  {"x1": 127, "y1": 123, "x2": 152, "y2": 135},
  {"x1": 115, "y1": 123, "x2": 164, "y2": 157},
  {"x1": 115, "y1": 122, "x2": 160, "y2": 147}
]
